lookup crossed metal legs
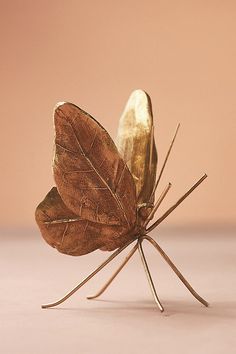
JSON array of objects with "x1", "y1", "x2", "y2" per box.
[{"x1": 42, "y1": 235, "x2": 208, "y2": 311}]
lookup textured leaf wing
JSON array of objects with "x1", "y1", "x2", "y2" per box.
[
  {"x1": 35, "y1": 188, "x2": 136, "y2": 256},
  {"x1": 53, "y1": 102, "x2": 137, "y2": 229}
]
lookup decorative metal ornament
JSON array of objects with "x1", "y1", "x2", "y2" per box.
[{"x1": 35, "y1": 89, "x2": 208, "y2": 311}]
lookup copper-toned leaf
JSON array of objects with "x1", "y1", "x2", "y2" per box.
[
  {"x1": 35, "y1": 187, "x2": 136, "y2": 256},
  {"x1": 53, "y1": 102, "x2": 136, "y2": 230},
  {"x1": 116, "y1": 90, "x2": 157, "y2": 205}
]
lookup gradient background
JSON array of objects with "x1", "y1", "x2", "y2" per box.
[
  {"x1": 1, "y1": 0, "x2": 236, "y2": 229},
  {"x1": 1, "y1": 1, "x2": 236, "y2": 354}
]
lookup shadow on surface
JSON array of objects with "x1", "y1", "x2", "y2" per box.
[{"x1": 43, "y1": 298, "x2": 236, "y2": 320}]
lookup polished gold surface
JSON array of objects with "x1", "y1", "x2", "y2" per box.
[{"x1": 116, "y1": 89, "x2": 157, "y2": 205}]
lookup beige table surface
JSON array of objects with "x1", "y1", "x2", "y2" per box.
[{"x1": 1, "y1": 226, "x2": 235, "y2": 354}]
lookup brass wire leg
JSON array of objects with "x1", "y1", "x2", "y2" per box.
[
  {"x1": 86, "y1": 238, "x2": 164, "y2": 311},
  {"x1": 143, "y1": 235, "x2": 209, "y2": 307},
  {"x1": 150, "y1": 123, "x2": 180, "y2": 198},
  {"x1": 87, "y1": 236, "x2": 208, "y2": 310},
  {"x1": 147, "y1": 174, "x2": 208, "y2": 233},
  {"x1": 41, "y1": 175, "x2": 208, "y2": 311},
  {"x1": 138, "y1": 238, "x2": 164, "y2": 312},
  {"x1": 86, "y1": 242, "x2": 139, "y2": 300},
  {"x1": 41, "y1": 238, "x2": 136, "y2": 309}
]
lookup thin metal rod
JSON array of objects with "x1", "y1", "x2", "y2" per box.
[
  {"x1": 87, "y1": 242, "x2": 139, "y2": 300},
  {"x1": 144, "y1": 182, "x2": 172, "y2": 227},
  {"x1": 138, "y1": 238, "x2": 164, "y2": 312},
  {"x1": 151, "y1": 123, "x2": 180, "y2": 199},
  {"x1": 148, "y1": 125, "x2": 154, "y2": 173},
  {"x1": 147, "y1": 174, "x2": 207, "y2": 233},
  {"x1": 143, "y1": 235, "x2": 209, "y2": 307},
  {"x1": 41, "y1": 238, "x2": 136, "y2": 309}
]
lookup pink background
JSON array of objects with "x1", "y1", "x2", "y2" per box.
[
  {"x1": 1, "y1": 2, "x2": 236, "y2": 354},
  {"x1": 1, "y1": 0, "x2": 236, "y2": 229}
]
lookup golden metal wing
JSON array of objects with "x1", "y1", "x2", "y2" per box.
[{"x1": 116, "y1": 89, "x2": 157, "y2": 206}]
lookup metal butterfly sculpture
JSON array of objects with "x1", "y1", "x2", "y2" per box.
[{"x1": 35, "y1": 89, "x2": 208, "y2": 311}]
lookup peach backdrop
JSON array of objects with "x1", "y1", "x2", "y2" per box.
[{"x1": 1, "y1": 0, "x2": 235, "y2": 229}]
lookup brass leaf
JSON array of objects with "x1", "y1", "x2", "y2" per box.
[
  {"x1": 35, "y1": 101, "x2": 139, "y2": 256},
  {"x1": 53, "y1": 102, "x2": 137, "y2": 228},
  {"x1": 35, "y1": 187, "x2": 136, "y2": 255},
  {"x1": 116, "y1": 90, "x2": 157, "y2": 206}
]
